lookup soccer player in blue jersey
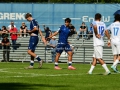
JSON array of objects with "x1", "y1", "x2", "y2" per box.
[
  {"x1": 48, "y1": 18, "x2": 76, "y2": 70},
  {"x1": 25, "y1": 13, "x2": 46, "y2": 69}
]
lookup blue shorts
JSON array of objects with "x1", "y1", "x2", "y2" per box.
[
  {"x1": 28, "y1": 36, "x2": 39, "y2": 51},
  {"x1": 56, "y1": 43, "x2": 72, "y2": 54}
]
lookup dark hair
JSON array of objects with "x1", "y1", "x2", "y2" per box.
[
  {"x1": 46, "y1": 27, "x2": 49, "y2": 30},
  {"x1": 2, "y1": 26, "x2": 7, "y2": 30},
  {"x1": 65, "y1": 18, "x2": 71, "y2": 23},
  {"x1": 82, "y1": 22, "x2": 85, "y2": 24},
  {"x1": 25, "y1": 13, "x2": 32, "y2": 19},
  {"x1": 95, "y1": 13, "x2": 102, "y2": 20},
  {"x1": 114, "y1": 14, "x2": 120, "y2": 22}
]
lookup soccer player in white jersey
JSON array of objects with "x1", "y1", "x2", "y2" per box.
[
  {"x1": 105, "y1": 14, "x2": 120, "y2": 73},
  {"x1": 88, "y1": 13, "x2": 111, "y2": 75}
]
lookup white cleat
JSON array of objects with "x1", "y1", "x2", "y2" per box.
[
  {"x1": 25, "y1": 66, "x2": 33, "y2": 69},
  {"x1": 104, "y1": 71, "x2": 111, "y2": 75},
  {"x1": 87, "y1": 72, "x2": 92, "y2": 75},
  {"x1": 38, "y1": 60, "x2": 43, "y2": 68}
]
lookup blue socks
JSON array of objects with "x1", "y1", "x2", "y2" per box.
[
  {"x1": 30, "y1": 60, "x2": 34, "y2": 66},
  {"x1": 36, "y1": 55, "x2": 41, "y2": 62},
  {"x1": 55, "y1": 62, "x2": 58, "y2": 66},
  {"x1": 68, "y1": 62, "x2": 72, "y2": 66}
]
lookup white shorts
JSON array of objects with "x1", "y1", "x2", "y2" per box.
[
  {"x1": 93, "y1": 46, "x2": 103, "y2": 59},
  {"x1": 111, "y1": 44, "x2": 120, "y2": 55}
]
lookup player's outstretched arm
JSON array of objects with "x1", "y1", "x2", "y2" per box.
[
  {"x1": 48, "y1": 31, "x2": 58, "y2": 39},
  {"x1": 39, "y1": 29, "x2": 44, "y2": 38},
  {"x1": 39, "y1": 29, "x2": 46, "y2": 45}
]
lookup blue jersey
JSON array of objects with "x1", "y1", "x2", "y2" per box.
[
  {"x1": 58, "y1": 25, "x2": 70, "y2": 44},
  {"x1": 30, "y1": 19, "x2": 39, "y2": 35}
]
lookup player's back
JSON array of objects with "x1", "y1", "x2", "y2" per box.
[
  {"x1": 92, "y1": 21, "x2": 106, "y2": 46},
  {"x1": 108, "y1": 22, "x2": 120, "y2": 39},
  {"x1": 107, "y1": 22, "x2": 120, "y2": 45}
]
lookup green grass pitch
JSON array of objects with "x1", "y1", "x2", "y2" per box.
[{"x1": 0, "y1": 62, "x2": 120, "y2": 90}]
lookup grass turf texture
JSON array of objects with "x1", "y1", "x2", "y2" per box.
[{"x1": 0, "y1": 62, "x2": 119, "y2": 90}]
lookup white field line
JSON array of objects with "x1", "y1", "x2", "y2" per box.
[
  {"x1": 0, "y1": 73, "x2": 117, "y2": 78},
  {"x1": 0, "y1": 68, "x2": 118, "y2": 78},
  {"x1": 0, "y1": 70, "x2": 117, "y2": 78},
  {"x1": 0, "y1": 67, "x2": 108, "y2": 70}
]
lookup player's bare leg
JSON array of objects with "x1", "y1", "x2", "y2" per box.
[
  {"x1": 88, "y1": 57, "x2": 96, "y2": 74},
  {"x1": 54, "y1": 53, "x2": 62, "y2": 70},
  {"x1": 111, "y1": 54, "x2": 120, "y2": 72},
  {"x1": 27, "y1": 50, "x2": 43, "y2": 68},
  {"x1": 67, "y1": 51, "x2": 76, "y2": 70},
  {"x1": 111, "y1": 55, "x2": 118, "y2": 68},
  {"x1": 24, "y1": 29, "x2": 26, "y2": 37},
  {"x1": 97, "y1": 58, "x2": 111, "y2": 75}
]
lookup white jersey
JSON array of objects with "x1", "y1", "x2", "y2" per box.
[
  {"x1": 8, "y1": 25, "x2": 16, "y2": 30},
  {"x1": 92, "y1": 21, "x2": 106, "y2": 46},
  {"x1": 106, "y1": 22, "x2": 120, "y2": 45}
]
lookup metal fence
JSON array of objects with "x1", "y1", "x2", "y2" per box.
[
  {"x1": 0, "y1": 3, "x2": 119, "y2": 31},
  {"x1": 0, "y1": 33, "x2": 113, "y2": 63}
]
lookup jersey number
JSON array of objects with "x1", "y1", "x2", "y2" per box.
[
  {"x1": 113, "y1": 27, "x2": 119, "y2": 36},
  {"x1": 99, "y1": 26, "x2": 104, "y2": 36}
]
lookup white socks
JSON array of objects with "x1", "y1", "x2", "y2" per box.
[
  {"x1": 113, "y1": 59, "x2": 119, "y2": 67},
  {"x1": 102, "y1": 64, "x2": 109, "y2": 72},
  {"x1": 55, "y1": 62, "x2": 58, "y2": 66},
  {"x1": 89, "y1": 65, "x2": 95, "y2": 73}
]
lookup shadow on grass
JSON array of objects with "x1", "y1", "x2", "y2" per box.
[{"x1": 0, "y1": 83, "x2": 69, "y2": 90}]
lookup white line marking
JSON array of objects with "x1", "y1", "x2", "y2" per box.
[
  {"x1": 0, "y1": 68, "x2": 118, "y2": 78},
  {"x1": 0, "y1": 71, "x2": 117, "y2": 78}
]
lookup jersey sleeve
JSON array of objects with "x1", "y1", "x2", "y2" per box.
[
  {"x1": 57, "y1": 25, "x2": 62, "y2": 33},
  {"x1": 92, "y1": 21, "x2": 96, "y2": 26},
  {"x1": 106, "y1": 24, "x2": 111, "y2": 31},
  {"x1": 31, "y1": 19, "x2": 38, "y2": 28}
]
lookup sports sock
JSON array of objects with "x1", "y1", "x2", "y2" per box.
[
  {"x1": 113, "y1": 59, "x2": 119, "y2": 67},
  {"x1": 30, "y1": 60, "x2": 34, "y2": 66},
  {"x1": 36, "y1": 55, "x2": 41, "y2": 62},
  {"x1": 55, "y1": 62, "x2": 58, "y2": 66},
  {"x1": 89, "y1": 65, "x2": 95, "y2": 73},
  {"x1": 68, "y1": 62, "x2": 72, "y2": 66},
  {"x1": 115, "y1": 65, "x2": 117, "y2": 68},
  {"x1": 102, "y1": 64, "x2": 109, "y2": 72}
]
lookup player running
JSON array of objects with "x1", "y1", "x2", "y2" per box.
[
  {"x1": 25, "y1": 13, "x2": 46, "y2": 69},
  {"x1": 105, "y1": 14, "x2": 120, "y2": 73},
  {"x1": 88, "y1": 13, "x2": 111, "y2": 75},
  {"x1": 48, "y1": 18, "x2": 76, "y2": 70}
]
